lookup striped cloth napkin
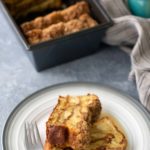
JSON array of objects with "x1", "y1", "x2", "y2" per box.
[{"x1": 99, "y1": 0, "x2": 150, "y2": 111}]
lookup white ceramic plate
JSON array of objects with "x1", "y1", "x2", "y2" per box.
[{"x1": 3, "y1": 82, "x2": 150, "y2": 150}]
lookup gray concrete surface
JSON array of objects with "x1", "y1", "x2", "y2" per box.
[{"x1": 0, "y1": 4, "x2": 140, "y2": 150}]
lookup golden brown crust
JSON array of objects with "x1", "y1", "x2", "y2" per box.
[
  {"x1": 25, "y1": 14, "x2": 98, "y2": 44},
  {"x1": 21, "y1": 1, "x2": 90, "y2": 33},
  {"x1": 47, "y1": 126, "x2": 69, "y2": 146},
  {"x1": 46, "y1": 94, "x2": 101, "y2": 150}
]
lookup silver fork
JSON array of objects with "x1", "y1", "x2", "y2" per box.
[{"x1": 25, "y1": 122, "x2": 43, "y2": 150}]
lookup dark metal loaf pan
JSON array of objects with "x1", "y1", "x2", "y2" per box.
[{"x1": 0, "y1": 0, "x2": 112, "y2": 71}]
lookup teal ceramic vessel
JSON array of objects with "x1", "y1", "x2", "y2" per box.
[{"x1": 128, "y1": 0, "x2": 150, "y2": 18}]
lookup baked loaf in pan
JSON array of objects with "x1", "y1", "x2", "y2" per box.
[
  {"x1": 20, "y1": 1, "x2": 98, "y2": 45},
  {"x1": 21, "y1": 1, "x2": 90, "y2": 33},
  {"x1": 26, "y1": 14, "x2": 98, "y2": 44},
  {"x1": 46, "y1": 94, "x2": 102, "y2": 150},
  {"x1": 44, "y1": 117, "x2": 127, "y2": 150}
]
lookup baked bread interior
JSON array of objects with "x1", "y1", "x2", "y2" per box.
[{"x1": 44, "y1": 117, "x2": 127, "y2": 150}]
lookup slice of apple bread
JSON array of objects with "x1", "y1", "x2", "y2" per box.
[{"x1": 46, "y1": 94, "x2": 101, "y2": 150}]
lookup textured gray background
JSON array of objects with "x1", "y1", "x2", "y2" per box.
[{"x1": 0, "y1": 4, "x2": 140, "y2": 150}]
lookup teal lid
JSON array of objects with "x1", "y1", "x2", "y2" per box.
[{"x1": 128, "y1": 0, "x2": 150, "y2": 18}]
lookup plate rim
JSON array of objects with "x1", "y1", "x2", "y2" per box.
[{"x1": 2, "y1": 81, "x2": 150, "y2": 150}]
